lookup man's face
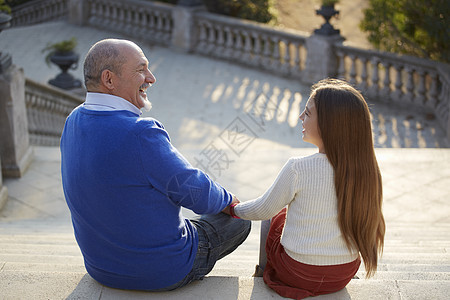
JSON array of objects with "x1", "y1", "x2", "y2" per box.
[{"x1": 112, "y1": 43, "x2": 156, "y2": 111}]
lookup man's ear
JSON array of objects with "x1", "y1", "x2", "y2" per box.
[{"x1": 100, "y1": 69, "x2": 115, "y2": 90}]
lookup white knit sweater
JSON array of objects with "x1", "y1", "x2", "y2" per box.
[{"x1": 234, "y1": 153, "x2": 359, "y2": 265}]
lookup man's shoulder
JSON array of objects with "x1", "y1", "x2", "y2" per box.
[
  {"x1": 136, "y1": 117, "x2": 165, "y2": 130},
  {"x1": 133, "y1": 117, "x2": 171, "y2": 141}
]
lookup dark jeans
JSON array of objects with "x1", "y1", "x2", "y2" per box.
[{"x1": 154, "y1": 213, "x2": 251, "y2": 291}]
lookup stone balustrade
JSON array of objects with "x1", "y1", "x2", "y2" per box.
[
  {"x1": 25, "y1": 78, "x2": 83, "y2": 146},
  {"x1": 7, "y1": 0, "x2": 450, "y2": 140},
  {"x1": 10, "y1": 0, "x2": 68, "y2": 27},
  {"x1": 193, "y1": 11, "x2": 308, "y2": 79},
  {"x1": 85, "y1": 0, "x2": 173, "y2": 47},
  {"x1": 335, "y1": 44, "x2": 450, "y2": 134}
]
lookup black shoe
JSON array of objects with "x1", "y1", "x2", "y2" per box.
[{"x1": 252, "y1": 264, "x2": 264, "y2": 277}]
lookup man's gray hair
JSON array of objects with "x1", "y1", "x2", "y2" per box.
[{"x1": 83, "y1": 39, "x2": 127, "y2": 90}]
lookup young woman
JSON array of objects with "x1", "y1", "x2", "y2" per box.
[{"x1": 224, "y1": 78, "x2": 385, "y2": 299}]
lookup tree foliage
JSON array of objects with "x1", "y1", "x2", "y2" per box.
[
  {"x1": 0, "y1": 0, "x2": 11, "y2": 13},
  {"x1": 360, "y1": 0, "x2": 450, "y2": 63},
  {"x1": 202, "y1": 0, "x2": 276, "y2": 24}
]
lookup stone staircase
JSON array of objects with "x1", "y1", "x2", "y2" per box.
[
  {"x1": 1, "y1": 147, "x2": 450, "y2": 299},
  {"x1": 1, "y1": 218, "x2": 449, "y2": 299}
]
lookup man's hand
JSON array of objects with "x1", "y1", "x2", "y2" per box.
[{"x1": 222, "y1": 195, "x2": 240, "y2": 215}]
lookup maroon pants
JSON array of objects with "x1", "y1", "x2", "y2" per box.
[{"x1": 263, "y1": 209, "x2": 361, "y2": 299}]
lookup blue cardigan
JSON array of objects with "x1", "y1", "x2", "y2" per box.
[{"x1": 60, "y1": 106, "x2": 232, "y2": 290}]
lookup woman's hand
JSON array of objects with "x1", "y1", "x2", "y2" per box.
[{"x1": 222, "y1": 195, "x2": 240, "y2": 215}]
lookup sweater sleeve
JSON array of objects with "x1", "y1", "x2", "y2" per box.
[
  {"x1": 137, "y1": 122, "x2": 232, "y2": 214},
  {"x1": 234, "y1": 158, "x2": 298, "y2": 220}
]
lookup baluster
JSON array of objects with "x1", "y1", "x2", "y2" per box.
[
  {"x1": 242, "y1": 31, "x2": 252, "y2": 63},
  {"x1": 271, "y1": 36, "x2": 281, "y2": 71},
  {"x1": 202, "y1": 21, "x2": 214, "y2": 54},
  {"x1": 139, "y1": 9, "x2": 149, "y2": 39},
  {"x1": 216, "y1": 25, "x2": 225, "y2": 57},
  {"x1": 233, "y1": 29, "x2": 243, "y2": 60},
  {"x1": 348, "y1": 55, "x2": 357, "y2": 85},
  {"x1": 368, "y1": 57, "x2": 380, "y2": 99},
  {"x1": 88, "y1": 0, "x2": 98, "y2": 26},
  {"x1": 403, "y1": 66, "x2": 414, "y2": 103},
  {"x1": 115, "y1": 2, "x2": 124, "y2": 31},
  {"x1": 392, "y1": 64, "x2": 403, "y2": 102},
  {"x1": 252, "y1": 32, "x2": 262, "y2": 67},
  {"x1": 99, "y1": 2, "x2": 108, "y2": 28},
  {"x1": 293, "y1": 42, "x2": 301, "y2": 75},
  {"x1": 132, "y1": 9, "x2": 141, "y2": 38},
  {"x1": 223, "y1": 26, "x2": 233, "y2": 59},
  {"x1": 206, "y1": 23, "x2": 216, "y2": 54},
  {"x1": 109, "y1": 3, "x2": 118, "y2": 29},
  {"x1": 163, "y1": 13, "x2": 172, "y2": 45},
  {"x1": 26, "y1": 93, "x2": 35, "y2": 135},
  {"x1": 151, "y1": 11, "x2": 159, "y2": 41},
  {"x1": 39, "y1": 99, "x2": 46, "y2": 137},
  {"x1": 359, "y1": 57, "x2": 369, "y2": 91},
  {"x1": 438, "y1": 80, "x2": 449, "y2": 112},
  {"x1": 197, "y1": 21, "x2": 207, "y2": 53},
  {"x1": 147, "y1": 11, "x2": 154, "y2": 33},
  {"x1": 34, "y1": 96, "x2": 41, "y2": 140},
  {"x1": 161, "y1": 12, "x2": 170, "y2": 44},
  {"x1": 105, "y1": 3, "x2": 112, "y2": 28},
  {"x1": 159, "y1": 12, "x2": 168, "y2": 44},
  {"x1": 380, "y1": 62, "x2": 391, "y2": 100},
  {"x1": 126, "y1": 8, "x2": 134, "y2": 36},
  {"x1": 161, "y1": 12, "x2": 169, "y2": 43},
  {"x1": 336, "y1": 50, "x2": 346, "y2": 80},
  {"x1": 49, "y1": 98, "x2": 57, "y2": 136},
  {"x1": 281, "y1": 39, "x2": 291, "y2": 75},
  {"x1": 259, "y1": 33, "x2": 270, "y2": 69},
  {"x1": 427, "y1": 71, "x2": 438, "y2": 108},
  {"x1": 415, "y1": 69, "x2": 426, "y2": 105}
]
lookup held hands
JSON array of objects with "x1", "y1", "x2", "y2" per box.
[{"x1": 222, "y1": 195, "x2": 240, "y2": 218}]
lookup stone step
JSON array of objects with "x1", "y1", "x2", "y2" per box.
[
  {"x1": 360, "y1": 271, "x2": 450, "y2": 281},
  {"x1": 0, "y1": 253, "x2": 84, "y2": 265},
  {"x1": 378, "y1": 263, "x2": 450, "y2": 272},
  {"x1": 4, "y1": 254, "x2": 450, "y2": 278},
  {"x1": 1, "y1": 238, "x2": 448, "y2": 255},
  {"x1": 2, "y1": 242, "x2": 448, "y2": 259},
  {"x1": 1, "y1": 270, "x2": 450, "y2": 300}
]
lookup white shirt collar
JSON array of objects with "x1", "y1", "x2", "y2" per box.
[{"x1": 83, "y1": 92, "x2": 142, "y2": 116}]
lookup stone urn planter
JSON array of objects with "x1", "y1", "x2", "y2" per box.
[
  {"x1": 314, "y1": 0, "x2": 340, "y2": 36},
  {"x1": 42, "y1": 38, "x2": 82, "y2": 90}
]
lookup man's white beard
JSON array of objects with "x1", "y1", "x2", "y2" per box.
[{"x1": 142, "y1": 98, "x2": 152, "y2": 112}]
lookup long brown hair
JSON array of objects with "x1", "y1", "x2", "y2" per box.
[{"x1": 311, "y1": 78, "x2": 385, "y2": 278}]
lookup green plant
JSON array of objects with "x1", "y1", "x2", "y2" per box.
[
  {"x1": 360, "y1": 0, "x2": 449, "y2": 63},
  {"x1": 41, "y1": 37, "x2": 77, "y2": 65},
  {"x1": 202, "y1": 0, "x2": 276, "y2": 24},
  {"x1": 0, "y1": 0, "x2": 11, "y2": 13}
]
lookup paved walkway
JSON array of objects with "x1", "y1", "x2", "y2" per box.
[{"x1": 1, "y1": 21, "x2": 450, "y2": 299}]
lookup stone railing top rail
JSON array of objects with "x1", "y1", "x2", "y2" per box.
[
  {"x1": 25, "y1": 77, "x2": 84, "y2": 105},
  {"x1": 335, "y1": 43, "x2": 447, "y2": 72},
  {"x1": 195, "y1": 10, "x2": 310, "y2": 41},
  {"x1": 11, "y1": 0, "x2": 67, "y2": 11},
  {"x1": 87, "y1": 0, "x2": 174, "y2": 11}
]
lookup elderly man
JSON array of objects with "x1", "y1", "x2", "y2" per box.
[{"x1": 60, "y1": 39, "x2": 251, "y2": 291}]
